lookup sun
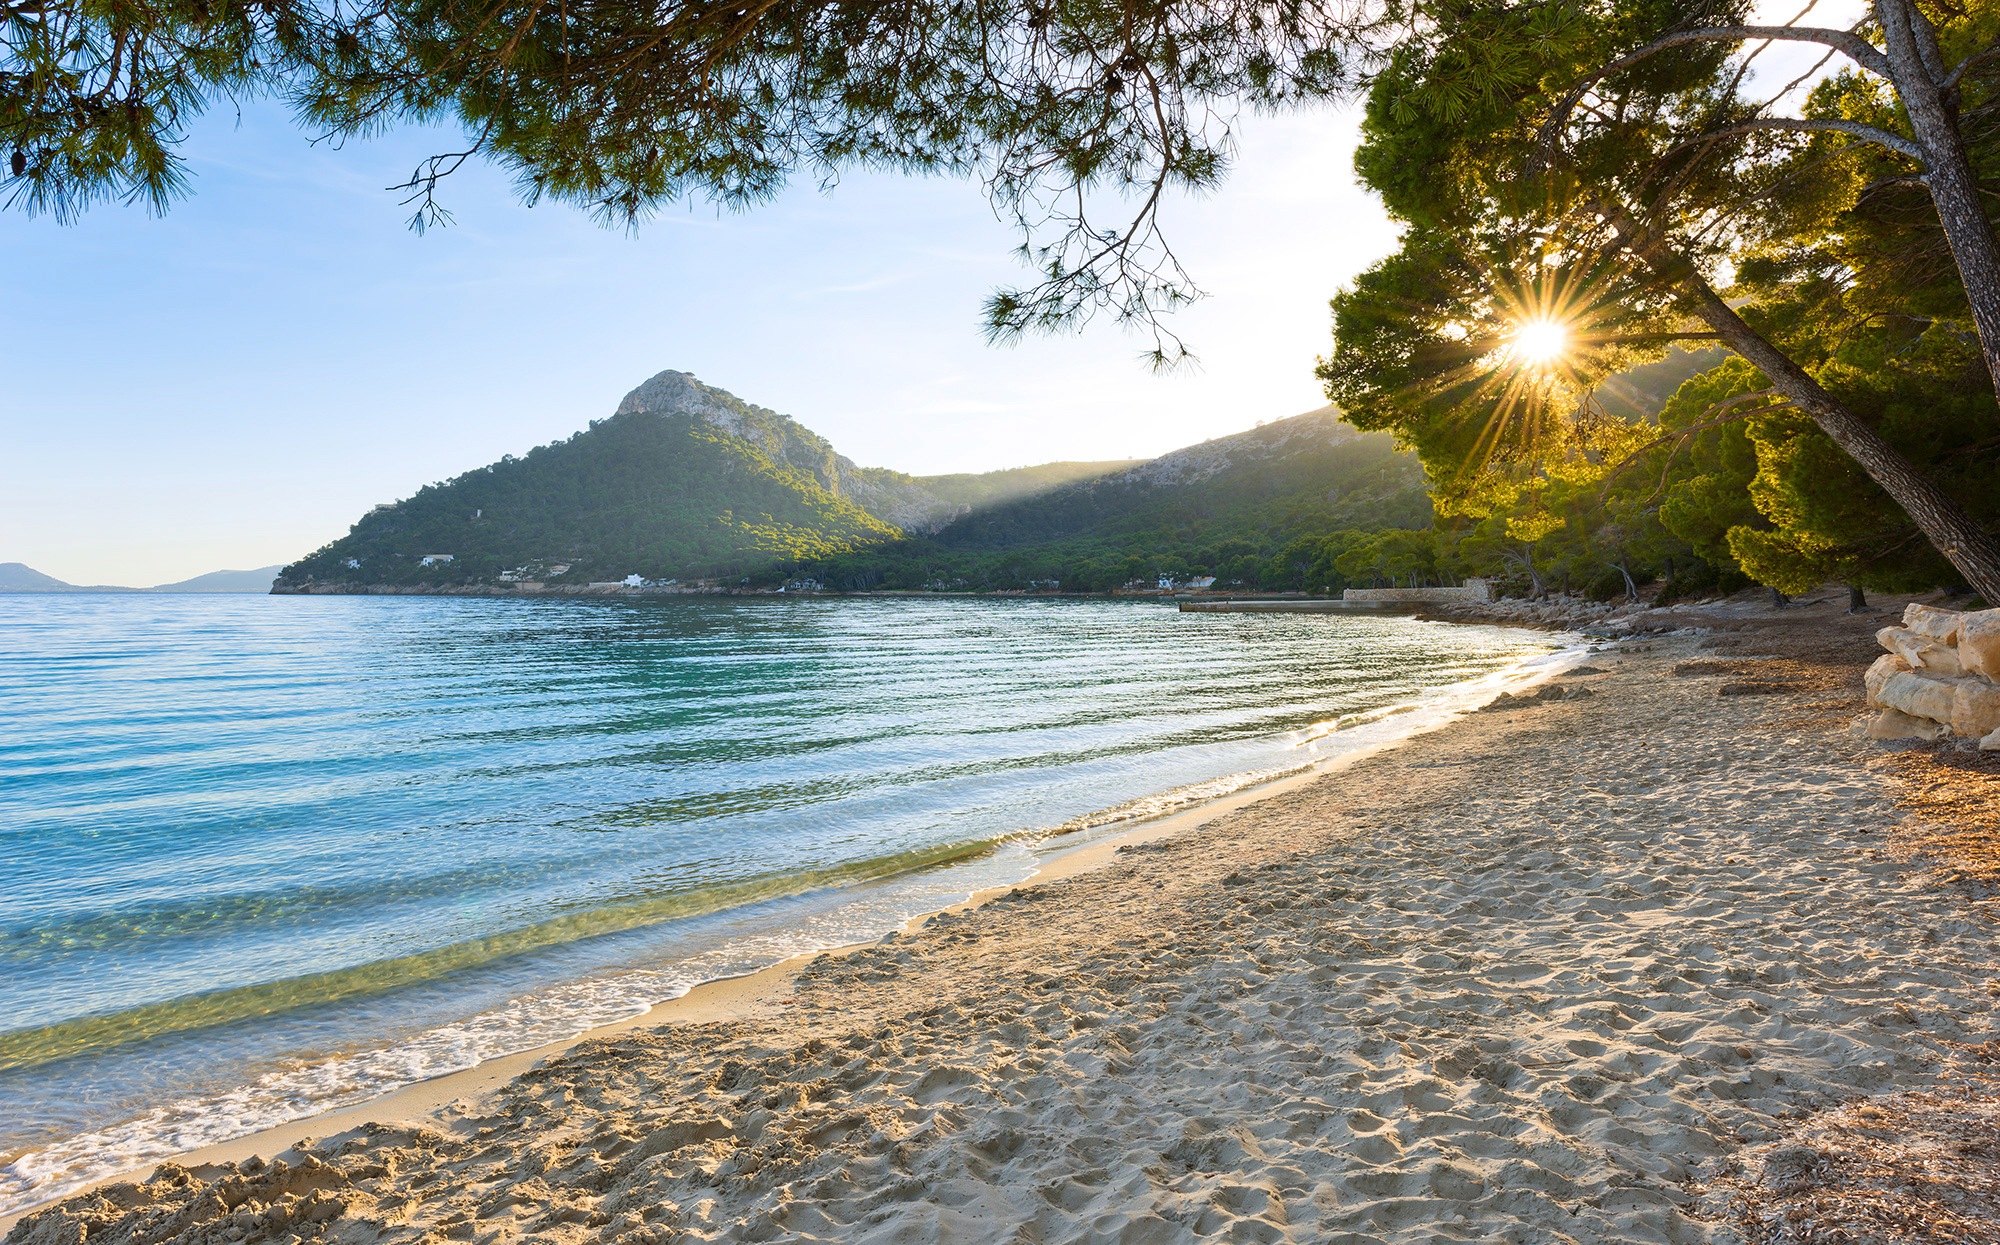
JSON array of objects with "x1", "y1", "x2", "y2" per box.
[{"x1": 1509, "y1": 318, "x2": 1570, "y2": 367}]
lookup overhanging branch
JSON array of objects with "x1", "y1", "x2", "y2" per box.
[
  {"x1": 1680, "y1": 116, "x2": 1924, "y2": 162},
  {"x1": 1534, "y1": 24, "x2": 1892, "y2": 172}
]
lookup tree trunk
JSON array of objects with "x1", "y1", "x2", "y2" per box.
[
  {"x1": 1875, "y1": 0, "x2": 2000, "y2": 395},
  {"x1": 1848, "y1": 584, "x2": 1868, "y2": 612},
  {"x1": 1510, "y1": 545, "x2": 1546, "y2": 598},
  {"x1": 1681, "y1": 279, "x2": 2000, "y2": 602},
  {"x1": 1600, "y1": 197, "x2": 2000, "y2": 599}
]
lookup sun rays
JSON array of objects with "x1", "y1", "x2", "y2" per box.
[{"x1": 1392, "y1": 243, "x2": 1645, "y2": 480}]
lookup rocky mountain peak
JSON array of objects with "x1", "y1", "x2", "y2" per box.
[
  {"x1": 616, "y1": 370, "x2": 716, "y2": 417},
  {"x1": 613, "y1": 368, "x2": 958, "y2": 534},
  {"x1": 616, "y1": 370, "x2": 771, "y2": 439}
]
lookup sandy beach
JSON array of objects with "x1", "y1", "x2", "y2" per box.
[{"x1": 11, "y1": 598, "x2": 2000, "y2": 1245}]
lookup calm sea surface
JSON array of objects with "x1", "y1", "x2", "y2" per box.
[{"x1": 0, "y1": 593, "x2": 1560, "y2": 1214}]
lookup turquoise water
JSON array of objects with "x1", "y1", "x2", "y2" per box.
[{"x1": 0, "y1": 594, "x2": 1558, "y2": 1213}]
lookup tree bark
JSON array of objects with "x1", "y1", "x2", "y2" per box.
[{"x1": 1874, "y1": 0, "x2": 2000, "y2": 394}]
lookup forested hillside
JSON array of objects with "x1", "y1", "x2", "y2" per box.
[
  {"x1": 792, "y1": 408, "x2": 1432, "y2": 593},
  {"x1": 919, "y1": 460, "x2": 1143, "y2": 511},
  {"x1": 275, "y1": 372, "x2": 1149, "y2": 590}
]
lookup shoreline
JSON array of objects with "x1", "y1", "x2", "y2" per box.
[
  {"x1": 0, "y1": 632, "x2": 1585, "y2": 1233},
  {"x1": 21, "y1": 601, "x2": 1995, "y2": 1243},
  {"x1": 27, "y1": 613, "x2": 1972, "y2": 1245},
  {"x1": 23, "y1": 591, "x2": 1989, "y2": 1241},
  {"x1": 0, "y1": 759, "x2": 1333, "y2": 1232}
]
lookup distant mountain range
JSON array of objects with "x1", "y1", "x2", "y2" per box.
[
  {"x1": 275, "y1": 369, "x2": 1425, "y2": 594},
  {"x1": 0, "y1": 563, "x2": 285, "y2": 593}
]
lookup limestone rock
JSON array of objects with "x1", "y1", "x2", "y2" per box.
[
  {"x1": 1863, "y1": 709, "x2": 1950, "y2": 742},
  {"x1": 1864, "y1": 653, "x2": 1911, "y2": 705},
  {"x1": 1983, "y1": 726, "x2": 2000, "y2": 752},
  {"x1": 1959, "y1": 609, "x2": 2000, "y2": 680},
  {"x1": 1902, "y1": 602, "x2": 1964, "y2": 644},
  {"x1": 1878, "y1": 624, "x2": 1966, "y2": 675},
  {"x1": 1874, "y1": 670, "x2": 1957, "y2": 724},
  {"x1": 1953, "y1": 678, "x2": 2000, "y2": 740},
  {"x1": 1876, "y1": 626, "x2": 1928, "y2": 666},
  {"x1": 1922, "y1": 644, "x2": 1966, "y2": 677}
]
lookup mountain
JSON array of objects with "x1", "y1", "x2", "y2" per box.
[
  {"x1": 918, "y1": 460, "x2": 1144, "y2": 511},
  {"x1": 0, "y1": 563, "x2": 287, "y2": 593},
  {"x1": 0, "y1": 564, "x2": 144, "y2": 593},
  {"x1": 0, "y1": 563, "x2": 77, "y2": 591},
  {"x1": 275, "y1": 371, "x2": 1139, "y2": 591},
  {"x1": 800, "y1": 406, "x2": 1429, "y2": 592},
  {"x1": 934, "y1": 407, "x2": 1417, "y2": 551},
  {"x1": 150, "y1": 567, "x2": 285, "y2": 593},
  {"x1": 275, "y1": 369, "x2": 1426, "y2": 595}
]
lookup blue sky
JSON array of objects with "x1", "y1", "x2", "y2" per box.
[{"x1": 2, "y1": 99, "x2": 1396, "y2": 586}]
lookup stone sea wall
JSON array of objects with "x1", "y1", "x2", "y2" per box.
[
  {"x1": 1343, "y1": 578, "x2": 1493, "y2": 605},
  {"x1": 1861, "y1": 602, "x2": 2000, "y2": 748}
]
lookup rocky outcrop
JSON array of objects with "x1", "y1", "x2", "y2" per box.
[
  {"x1": 1861, "y1": 603, "x2": 2000, "y2": 748},
  {"x1": 615, "y1": 371, "x2": 962, "y2": 534}
]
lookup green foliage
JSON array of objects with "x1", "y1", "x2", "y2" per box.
[
  {"x1": 1321, "y1": 0, "x2": 2000, "y2": 601},
  {"x1": 1332, "y1": 528, "x2": 1435, "y2": 587},
  {"x1": 277, "y1": 406, "x2": 904, "y2": 588},
  {"x1": 278, "y1": 399, "x2": 1438, "y2": 595},
  {"x1": 784, "y1": 413, "x2": 1435, "y2": 593},
  {"x1": 3, "y1": 0, "x2": 1362, "y2": 353},
  {"x1": 917, "y1": 461, "x2": 1144, "y2": 511}
]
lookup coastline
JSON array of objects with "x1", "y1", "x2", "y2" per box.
[
  {"x1": 0, "y1": 632, "x2": 1582, "y2": 1233},
  {"x1": 14, "y1": 592, "x2": 1994, "y2": 1243},
  {"x1": 0, "y1": 758, "x2": 1348, "y2": 1236}
]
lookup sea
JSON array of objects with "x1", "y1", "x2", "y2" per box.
[{"x1": 0, "y1": 593, "x2": 1566, "y2": 1216}]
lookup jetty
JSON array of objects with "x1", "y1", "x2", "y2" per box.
[{"x1": 1180, "y1": 578, "x2": 1492, "y2": 613}]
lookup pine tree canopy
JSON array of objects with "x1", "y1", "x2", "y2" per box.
[
  {"x1": 1319, "y1": 0, "x2": 2000, "y2": 600},
  {"x1": 13, "y1": 0, "x2": 2000, "y2": 596},
  {"x1": 2, "y1": 0, "x2": 1369, "y2": 358}
]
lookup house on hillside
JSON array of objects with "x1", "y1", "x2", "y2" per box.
[{"x1": 420, "y1": 554, "x2": 455, "y2": 567}]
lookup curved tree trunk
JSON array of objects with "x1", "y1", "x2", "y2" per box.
[
  {"x1": 1600, "y1": 203, "x2": 2000, "y2": 601},
  {"x1": 1683, "y1": 282, "x2": 2000, "y2": 602},
  {"x1": 1874, "y1": 0, "x2": 2000, "y2": 395}
]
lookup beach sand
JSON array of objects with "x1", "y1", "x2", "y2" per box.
[{"x1": 11, "y1": 599, "x2": 2000, "y2": 1244}]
